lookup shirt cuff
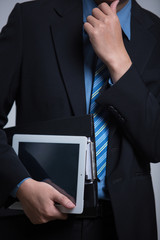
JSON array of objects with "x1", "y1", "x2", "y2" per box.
[{"x1": 11, "y1": 177, "x2": 31, "y2": 198}]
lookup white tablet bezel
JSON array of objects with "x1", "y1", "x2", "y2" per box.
[{"x1": 12, "y1": 134, "x2": 87, "y2": 214}]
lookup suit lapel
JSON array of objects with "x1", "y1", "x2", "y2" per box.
[{"x1": 50, "y1": 0, "x2": 86, "y2": 116}]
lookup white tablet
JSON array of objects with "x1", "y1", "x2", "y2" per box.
[{"x1": 12, "y1": 134, "x2": 87, "y2": 214}]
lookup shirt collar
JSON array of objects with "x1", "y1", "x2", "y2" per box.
[{"x1": 83, "y1": 0, "x2": 132, "y2": 40}]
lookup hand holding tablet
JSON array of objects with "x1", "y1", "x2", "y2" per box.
[
  {"x1": 11, "y1": 134, "x2": 87, "y2": 214},
  {"x1": 16, "y1": 178, "x2": 75, "y2": 224}
]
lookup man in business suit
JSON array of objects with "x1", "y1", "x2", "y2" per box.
[{"x1": 0, "y1": 0, "x2": 160, "y2": 239}]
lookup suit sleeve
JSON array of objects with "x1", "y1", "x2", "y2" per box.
[
  {"x1": 97, "y1": 36, "x2": 160, "y2": 164},
  {"x1": 0, "y1": 4, "x2": 30, "y2": 206}
]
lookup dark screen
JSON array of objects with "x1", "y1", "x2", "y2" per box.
[{"x1": 19, "y1": 142, "x2": 80, "y2": 201}]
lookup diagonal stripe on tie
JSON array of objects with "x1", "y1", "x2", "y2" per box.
[{"x1": 90, "y1": 61, "x2": 109, "y2": 180}]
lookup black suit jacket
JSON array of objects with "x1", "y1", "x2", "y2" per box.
[{"x1": 0, "y1": 0, "x2": 160, "y2": 239}]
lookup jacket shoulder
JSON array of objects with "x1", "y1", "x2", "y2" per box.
[
  {"x1": 16, "y1": 0, "x2": 55, "y2": 25},
  {"x1": 19, "y1": 0, "x2": 56, "y2": 9},
  {"x1": 132, "y1": 1, "x2": 160, "y2": 38},
  {"x1": 142, "y1": 8, "x2": 160, "y2": 39}
]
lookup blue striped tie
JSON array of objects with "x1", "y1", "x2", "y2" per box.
[{"x1": 90, "y1": 62, "x2": 109, "y2": 180}]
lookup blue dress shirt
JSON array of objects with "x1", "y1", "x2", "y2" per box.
[
  {"x1": 83, "y1": 0, "x2": 131, "y2": 199},
  {"x1": 12, "y1": 0, "x2": 132, "y2": 199}
]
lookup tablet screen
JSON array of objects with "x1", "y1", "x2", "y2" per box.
[{"x1": 18, "y1": 142, "x2": 80, "y2": 201}]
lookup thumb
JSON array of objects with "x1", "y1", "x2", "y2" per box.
[
  {"x1": 54, "y1": 191, "x2": 75, "y2": 209},
  {"x1": 110, "y1": 0, "x2": 119, "y2": 14}
]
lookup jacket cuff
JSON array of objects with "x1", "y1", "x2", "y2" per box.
[{"x1": 96, "y1": 64, "x2": 149, "y2": 127}]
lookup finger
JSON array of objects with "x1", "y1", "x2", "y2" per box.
[
  {"x1": 98, "y1": 2, "x2": 113, "y2": 16},
  {"x1": 53, "y1": 192, "x2": 75, "y2": 209},
  {"x1": 42, "y1": 199, "x2": 68, "y2": 222},
  {"x1": 44, "y1": 179, "x2": 76, "y2": 204},
  {"x1": 54, "y1": 212, "x2": 68, "y2": 220},
  {"x1": 110, "y1": 0, "x2": 119, "y2": 14},
  {"x1": 92, "y1": 7, "x2": 106, "y2": 21},
  {"x1": 84, "y1": 22, "x2": 94, "y2": 35},
  {"x1": 49, "y1": 205, "x2": 68, "y2": 221},
  {"x1": 37, "y1": 206, "x2": 67, "y2": 223},
  {"x1": 86, "y1": 15, "x2": 99, "y2": 28}
]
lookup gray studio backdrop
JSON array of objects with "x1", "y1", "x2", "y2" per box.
[{"x1": 0, "y1": 0, "x2": 160, "y2": 238}]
